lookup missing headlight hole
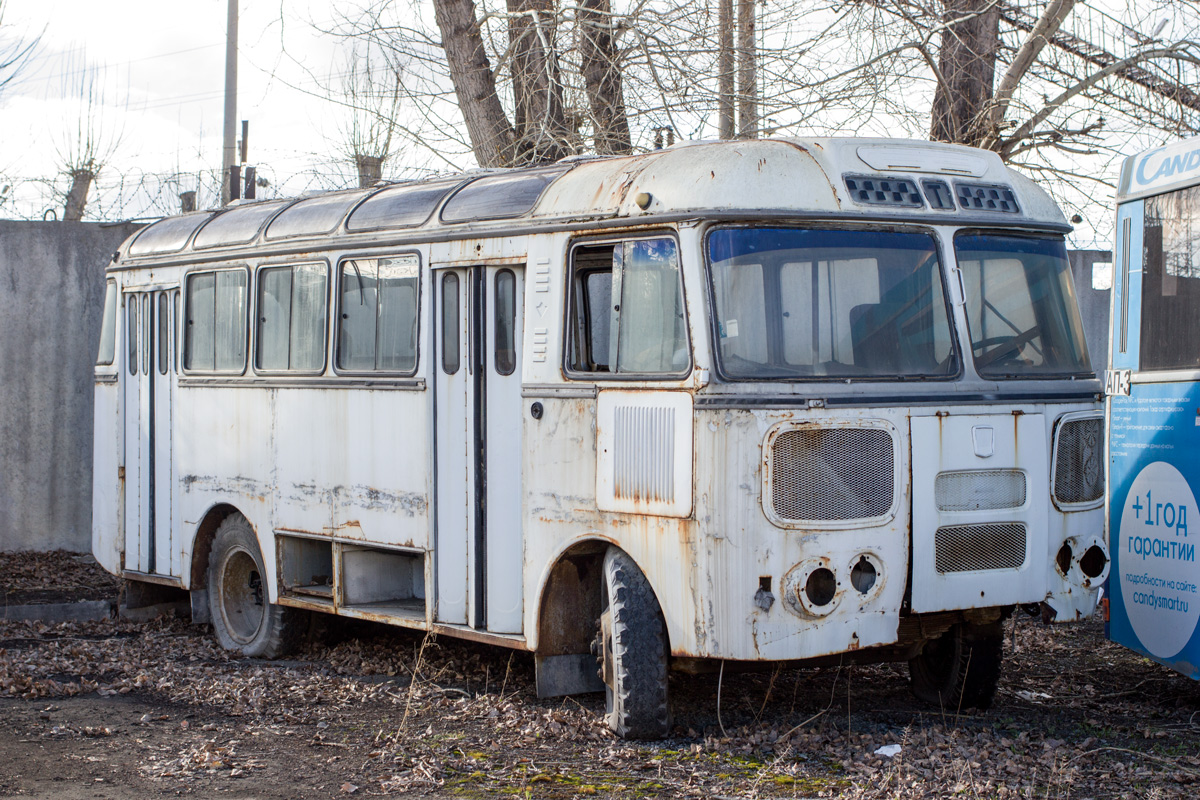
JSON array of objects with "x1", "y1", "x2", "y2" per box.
[
  {"x1": 805, "y1": 568, "x2": 837, "y2": 607},
  {"x1": 1055, "y1": 542, "x2": 1073, "y2": 576},
  {"x1": 1079, "y1": 545, "x2": 1108, "y2": 579},
  {"x1": 850, "y1": 556, "x2": 877, "y2": 594}
]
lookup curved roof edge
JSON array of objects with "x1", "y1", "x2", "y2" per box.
[{"x1": 112, "y1": 137, "x2": 1067, "y2": 266}]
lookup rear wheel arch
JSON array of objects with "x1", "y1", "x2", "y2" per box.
[
  {"x1": 188, "y1": 503, "x2": 243, "y2": 590},
  {"x1": 207, "y1": 512, "x2": 305, "y2": 658}
]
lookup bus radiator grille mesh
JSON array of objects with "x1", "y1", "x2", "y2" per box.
[
  {"x1": 1054, "y1": 417, "x2": 1103, "y2": 505},
  {"x1": 934, "y1": 523, "x2": 1027, "y2": 573},
  {"x1": 770, "y1": 428, "x2": 893, "y2": 521},
  {"x1": 934, "y1": 469, "x2": 1027, "y2": 511}
]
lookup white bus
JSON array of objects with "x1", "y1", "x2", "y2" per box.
[{"x1": 93, "y1": 138, "x2": 1107, "y2": 738}]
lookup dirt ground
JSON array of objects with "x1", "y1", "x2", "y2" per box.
[{"x1": 2, "y1": 553, "x2": 1200, "y2": 799}]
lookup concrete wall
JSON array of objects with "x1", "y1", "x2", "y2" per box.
[{"x1": 0, "y1": 221, "x2": 142, "y2": 552}]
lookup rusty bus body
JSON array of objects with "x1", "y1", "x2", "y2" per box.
[{"x1": 93, "y1": 138, "x2": 1108, "y2": 738}]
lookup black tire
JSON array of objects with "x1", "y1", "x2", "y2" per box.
[
  {"x1": 207, "y1": 514, "x2": 305, "y2": 659},
  {"x1": 598, "y1": 547, "x2": 670, "y2": 739},
  {"x1": 908, "y1": 622, "x2": 1003, "y2": 710}
]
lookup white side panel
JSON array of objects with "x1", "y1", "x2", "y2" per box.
[
  {"x1": 596, "y1": 390, "x2": 693, "y2": 518},
  {"x1": 910, "y1": 413, "x2": 1049, "y2": 612},
  {"x1": 434, "y1": 269, "x2": 471, "y2": 625},
  {"x1": 331, "y1": 389, "x2": 431, "y2": 549},
  {"x1": 274, "y1": 389, "x2": 337, "y2": 537},
  {"x1": 485, "y1": 268, "x2": 524, "y2": 634},
  {"x1": 92, "y1": 379, "x2": 122, "y2": 574}
]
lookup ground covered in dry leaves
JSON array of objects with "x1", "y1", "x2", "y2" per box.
[{"x1": 2, "y1": 553, "x2": 1199, "y2": 798}]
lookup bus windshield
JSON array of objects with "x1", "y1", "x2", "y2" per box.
[
  {"x1": 707, "y1": 227, "x2": 957, "y2": 380},
  {"x1": 955, "y1": 233, "x2": 1091, "y2": 379}
]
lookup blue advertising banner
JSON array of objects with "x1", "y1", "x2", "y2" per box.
[{"x1": 1108, "y1": 382, "x2": 1200, "y2": 678}]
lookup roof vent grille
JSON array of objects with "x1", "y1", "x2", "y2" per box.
[
  {"x1": 955, "y1": 182, "x2": 1020, "y2": 213},
  {"x1": 843, "y1": 175, "x2": 924, "y2": 208}
]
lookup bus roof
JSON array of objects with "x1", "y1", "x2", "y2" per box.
[
  {"x1": 116, "y1": 138, "x2": 1067, "y2": 266},
  {"x1": 1117, "y1": 135, "x2": 1200, "y2": 203}
]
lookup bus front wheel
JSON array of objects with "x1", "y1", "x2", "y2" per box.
[
  {"x1": 597, "y1": 547, "x2": 670, "y2": 739},
  {"x1": 908, "y1": 622, "x2": 1003, "y2": 710},
  {"x1": 207, "y1": 514, "x2": 304, "y2": 658}
]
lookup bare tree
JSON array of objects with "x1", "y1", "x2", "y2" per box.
[
  {"x1": 579, "y1": 0, "x2": 632, "y2": 154},
  {"x1": 508, "y1": 0, "x2": 573, "y2": 160},
  {"x1": 432, "y1": 0, "x2": 519, "y2": 167},
  {"x1": 929, "y1": 0, "x2": 1000, "y2": 146},
  {"x1": 293, "y1": 0, "x2": 1198, "y2": 242},
  {"x1": 57, "y1": 59, "x2": 123, "y2": 221},
  {"x1": 736, "y1": 0, "x2": 757, "y2": 138},
  {"x1": 331, "y1": 44, "x2": 410, "y2": 187},
  {"x1": 0, "y1": 1, "x2": 39, "y2": 99}
]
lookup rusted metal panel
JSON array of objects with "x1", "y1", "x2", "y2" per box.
[
  {"x1": 595, "y1": 391, "x2": 694, "y2": 517},
  {"x1": 910, "y1": 410, "x2": 1050, "y2": 613}
]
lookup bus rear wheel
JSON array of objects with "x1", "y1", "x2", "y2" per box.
[
  {"x1": 207, "y1": 514, "x2": 304, "y2": 658},
  {"x1": 908, "y1": 622, "x2": 1003, "y2": 710},
  {"x1": 598, "y1": 546, "x2": 670, "y2": 740}
]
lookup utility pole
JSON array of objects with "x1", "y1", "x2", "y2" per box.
[{"x1": 221, "y1": 0, "x2": 238, "y2": 205}]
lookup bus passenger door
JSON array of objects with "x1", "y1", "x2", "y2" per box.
[
  {"x1": 434, "y1": 269, "x2": 473, "y2": 625},
  {"x1": 433, "y1": 266, "x2": 525, "y2": 633},
  {"x1": 122, "y1": 290, "x2": 176, "y2": 576},
  {"x1": 151, "y1": 291, "x2": 177, "y2": 576},
  {"x1": 122, "y1": 292, "x2": 147, "y2": 573},
  {"x1": 484, "y1": 267, "x2": 524, "y2": 634}
]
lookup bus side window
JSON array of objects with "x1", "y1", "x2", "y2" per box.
[
  {"x1": 158, "y1": 293, "x2": 169, "y2": 375},
  {"x1": 184, "y1": 269, "x2": 247, "y2": 373},
  {"x1": 567, "y1": 237, "x2": 689, "y2": 376},
  {"x1": 337, "y1": 256, "x2": 419, "y2": 373},
  {"x1": 127, "y1": 295, "x2": 138, "y2": 376},
  {"x1": 256, "y1": 262, "x2": 327, "y2": 372},
  {"x1": 97, "y1": 280, "x2": 118, "y2": 366},
  {"x1": 442, "y1": 272, "x2": 460, "y2": 374}
]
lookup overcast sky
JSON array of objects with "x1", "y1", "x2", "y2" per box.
[{"x1": 0, "y1": 0, "x2": 425, "y2": 220}]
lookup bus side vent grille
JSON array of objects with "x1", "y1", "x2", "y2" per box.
[
  {"x1": 934, "y1": 523, "x2": 1027, "y2": 573},
  {"x1": 935, "y1": 469, "x2": 1027, "y2": 511},
  {"x1": 613, "y1": 405, "x2": 675, "y2": 503},
  {"x1": 1054, "y1": 417, "x2": 1104, "y2": 504},
  {"x1": 771, "y1": 428, "x2": 894, "y2": 521}
]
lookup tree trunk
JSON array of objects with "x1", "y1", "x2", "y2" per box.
[
  {"x1": 736, "y1": 0, "x2": 757, "y2": 139},
  {"x1": 507, "y1": 0, "x2": 570, "y2": 163},
  {"x1": 579, "y1": 0, "x2": 632, "y2": 155},
  {"x1": 717, "y1": 0, "x2": 734, "y2": 139},
  {"x1": 63, "y1": 168, "x2": 95, "y2": 222},
  {"x1": 355, "y1": 154, "x2": 384, "y2": 188},
  {"x1": 985, "y1": 0, "x2": 1076, "y2": 150},
  {"x1": 930, "y1": 0, "x2": 1000, "y2": 146},
  {"x1": 432, "y1": 0, "x2": 517, "y2": 167}
]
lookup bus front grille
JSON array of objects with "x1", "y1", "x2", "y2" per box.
[
  {"x1": 770, "y1": 428, "x2": 894, "y2": 522},
  {"x1": 934, "y1": 523, "x2": 1027, "y2": 573},
  {"x1": 1053, "y1": 417, "x2": 1103, "y2": 505}
]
